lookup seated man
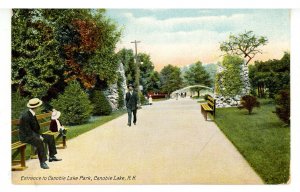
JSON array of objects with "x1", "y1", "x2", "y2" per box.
[{"x1": 19, "y1": 98, "x2": 62, "y2": 169}]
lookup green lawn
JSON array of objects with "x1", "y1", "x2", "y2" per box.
[{"x1": 214, "y1": 99, "x2": 290, "y2": 184}]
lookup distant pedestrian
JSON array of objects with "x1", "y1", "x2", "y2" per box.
[
  {"x1": 19, "y1": 98, "x2": 62, "y2": 169},
  {"x1": 125, "y1": 84, "x2": 138, "y2": 126},
  {"x1": 149, "y1": 95, "x2": 153, "y2": 105}
]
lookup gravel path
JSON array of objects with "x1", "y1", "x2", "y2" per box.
[{"x1": 12, "y1": 98, "x2": 263, "y2": 184}]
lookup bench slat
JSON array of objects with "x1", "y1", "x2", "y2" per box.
[
  {"x1": 12, "y1": 141, "x2": 26, "y2": 150},
  {"x1": 40, "y1": 121, "x2": 51, "y2": 128},
  {"x1": 36, "y1": 112, "x2": 52, "y2": 120}
]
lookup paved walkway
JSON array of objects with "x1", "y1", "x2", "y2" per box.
[{"x1": 12, "y1": 98, "x2": 263, "y2": 184}]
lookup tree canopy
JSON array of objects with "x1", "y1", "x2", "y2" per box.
[
  {"x1": 12, "y1": 9, "x2": 121, "y2": 99},
  {"x1": 160, "y1": 64, "x2": 183, "y2": 95},
  {"x1": 249, "y1": 52, "x2": 290, "y2": 98},
  {"x1": 220, "y1": 31, "x2": 268, "y2": 65}
]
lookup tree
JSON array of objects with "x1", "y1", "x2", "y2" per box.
[
  {"x1": 90, "y1": 90, "x2": 112, "y2": 116},
  {"x1": 12, "y1": 9, "x2": 122, "y2": 101},
  {"x1": 51, "y1": 80, "x2": 93, "y2": 125},
  {"x1": 238, "y1": 95, "x2": 260, "y2": 115},
  {"x1": 160, "y1": 65, "x2": 183, "y2": 95},
  {"x1": 54, "y1": 9, "x2": 122, "y2": 89},
  {"x1": 147, "y1": 71, "x2": 161, "y2": 93},
  {"x1": 249, "y1": 52, "x2": 290, "y2": 98},
  {"x1": 138, "y1": 53, "x2": 155, "y2": 95},
  {"x1": 184, "y1": 61, "x2": 211, "y2": 96},
  {"x1": 275, "y1": 89, "x2": 290, "y2": 124},
  {"x1": 117, "y1": 48, "x2": 136, "y2": 85},
  {"x1": 220, "y1": 31, "x2": 268, "y2": 65},
  {"x1": 215, "y1": 55, "x2": 244, "y2": 97},
  {"x1": 12, "y1": 9, "x2": 64, "y2": 98}
]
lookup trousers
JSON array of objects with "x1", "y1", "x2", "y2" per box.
[
  {"x1": 127, "y1": 108, "x2": 137, "y2": 125},
  {"x1": 26, "y1": 134, "x2": 57, "y2": 163}
]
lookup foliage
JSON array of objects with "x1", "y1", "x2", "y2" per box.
[
  {"x1": 160, "y1": 64, "x2": 183, "y2": 95},
  {"x1": 90, "y1": 90, "x2": 112, "y2": 116},
  {"x1": 238, "y1": 95, "x2": 260, "y2": 114},
  {"x1": 11, "y1": 91, "x2": 29, "y2": 119},
  {"x1": 117, "y1": 73, "x2": 125, "y2": 109},
  {"x1": 138, "y1": 53, "x2": 156, "y2": 94},
  {"x1": 148, "y1": 71, "x2": 161, "y2": 93},
  {"x1": 138, "y1": 92, "x2": 148, "y2": 105},
  {"x1": 184, "y1": 61, "x2": 211, "y2": 86},
  {"x1": 12, "y1": 9, "x2": 64, "y2": 98},
  {"x1": 203, "y1": 63, "x2": 217, "y2": 86},
  {"x1": 51, "y1": 80, "x2": 93, "y2": 125},
  {"x1": 184, "y1": 61, "x2": 211, "y2": 96},
  {"x1": 117, "y1": 48, "x2": 136, "y2": 85},
  {"x1": 220, "y1": 31, "x2": 268, "y2": 65},
  {"x1": 215, "y1": 55, "x2": 244, "y2": 97},
  {"x1": 12, "y1": 9, "x2": 122, "y2": 100},
  {"x1": 249, "y1": 52, "x2": 290, "y2": 98},
  {"x1": 275, "y1": 89, "x2": 290, "y2": 124}
]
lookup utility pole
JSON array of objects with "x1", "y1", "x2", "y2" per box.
[{"x1": 130, "y1": 40, "x2": 141, "y2": 91}]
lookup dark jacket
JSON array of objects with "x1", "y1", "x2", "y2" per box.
[
  {"x1": 125, "y1": 91, "x2": 138, "y2": 110},
  {"x1": 50, "y1": 119, "x2": 63, "y2": 132},
  {"x1": 19, "y1": 110, "x2": 41, "y2": 142}
]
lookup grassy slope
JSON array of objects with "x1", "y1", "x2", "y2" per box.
[{"x1": 214, "y1": 99, "x2": 290, "y2": 184}]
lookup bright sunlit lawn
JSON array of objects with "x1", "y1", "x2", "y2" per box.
[{"x1": 214, "y1": 99, "x2": 290, "y2": 184}]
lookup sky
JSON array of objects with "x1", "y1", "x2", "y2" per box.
[{"x1": 106, "y1": 9, "x2": 290, "y2": 71}]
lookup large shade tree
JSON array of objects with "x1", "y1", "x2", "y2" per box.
[
  {"x1": 184, "y1": 61, "x2": 212, "y2": 97},
  {"x1": 160, "y1": 64, "x2": 183, "y2": 95},
  {"x1": 138, "y1": 53, "x2": 155, "y2": 95},
  {"x1": 12, "y1": 9, "x2": 64, "y2": 98},
  {"x1": 12, "y1": 9, "x2": 121, "y2": 100},
  {"x1": 220, "y1": 31, "x2": 268, "y2": 65},
  {"x1": 249, "y1": 52, "x2": 290, "y2": 98},
  {"x1": 117, "y1": 48, "x2": 136, "y2": 85}
]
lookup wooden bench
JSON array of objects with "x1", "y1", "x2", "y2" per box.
[
  {"x1": 200, "y1": 95, "x2": 216, "y2": 121},
  {"x1": 11, "y1": 112, "x2": 68, "y2": 170}
]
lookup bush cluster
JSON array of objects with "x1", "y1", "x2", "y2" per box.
[
  {"x1": 51, "y1": 81, "x2": 93, "y2": 125},
  {"x1": 90, "y1": 90, "x2": 112, "y2": 116},
  {"x1": 238, "y1": 95, "x2": 260, "y2": 115},
  {"x1": 275, "y1": 89, "x2": 290, "y2": 124}
]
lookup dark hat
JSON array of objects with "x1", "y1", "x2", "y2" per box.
[{"x1": 127, "y1": 84, "x2": 134, "y2": 88}]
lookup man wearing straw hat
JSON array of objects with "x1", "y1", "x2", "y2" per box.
[{"x1": 19, "y1": 98, "x2": 62, "y2": 169}]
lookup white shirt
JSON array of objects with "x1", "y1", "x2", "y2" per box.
[{"x1": 29, "y1": 109, "x2": 35, "y2": 116}]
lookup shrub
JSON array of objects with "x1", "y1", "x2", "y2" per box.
[
  {"x1": 51, "y1": 80, "x2": 93, "y2": 125},
  {"x1": 138, "y1": 91, "x2": 148, "y2": 105},
  {"x1": 90, "y1": 90, "x2": 112, "y2": 116},
  {"x1": 117, "y1": 87, "x2": 124, "y2": 109},
  {"x1": 275, "y1": 89, "x2": 290, "y2": 124},
  {"x1": 11, "y1": 91, "x2": 29, "y2": 119},
  {"x1": 238, "y1": 95, "x2": 260, "y2": 114},
  {"x1": 117, "y1": 73, "x2": 125, "y2": 109}
]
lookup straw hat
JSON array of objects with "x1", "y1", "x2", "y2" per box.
[
  {"x1": 27, "y1": 98, "x2": 43, "y2": 108},
  {"x1": 51, "y1": 109, "x2": 61, "y2": 120}
]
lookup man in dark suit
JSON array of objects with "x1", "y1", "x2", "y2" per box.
[
  {"x1": 19, "y1": 98, "x2": 62, "y2": 169},
  {"x1": 125, "y1": 84, "x2": 138, "y2": 126}
]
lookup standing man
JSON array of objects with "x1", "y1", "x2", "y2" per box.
[
  {"x1": 19, "y1": 98, "x2": 62, "y2": 169},
  {"x1": 125, "y1": 84, "x2": 138, "y2": 126}
]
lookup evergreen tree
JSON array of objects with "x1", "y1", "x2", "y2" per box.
[
  {"x1": 184, "y1": 61, "x2": 211, "y2": 96},
  {"x1": 51, "y1": 80, "x2": 93, "y2": 125},
  {"x1": 90, "y1": 90, "x2": 112, "y2": 116},
  {"x1": 160, "y1": 65, "x2": 183, "y2": 95}
]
